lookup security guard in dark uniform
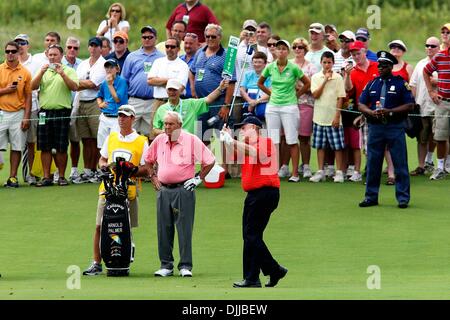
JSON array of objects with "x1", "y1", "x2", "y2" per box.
[{"x1": 358, "y1": 51, "x2": 415, "y2": 208}]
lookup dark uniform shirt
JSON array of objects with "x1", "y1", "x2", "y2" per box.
[
  {"x1": 359, "y1": 74, "x2": 415, "y2": 123},
  {"x1": 106, "y1": 49, "x2": 131, "y2": 75}
]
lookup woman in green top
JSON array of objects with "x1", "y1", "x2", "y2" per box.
[{"x1": 257, "y1": 39, "x2": 311, "y2": 182}]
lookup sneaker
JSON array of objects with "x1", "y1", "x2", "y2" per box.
[
  {"x1": 325, "y1": 166, "x2": 335, "y2": 178},
  {"x1": 309, "y1": 170, "x2": 325, "y2": 183},
  {"x1": 446, "y1": 163, "x2": 450, "y2": 174},
  {"x1": 57, "y1": 177, "x2": 69, "y2": 186},
  {"x1": 4, "y1": 177, "x2": 19, "y2": 188},
  {"x1": 69, "y1": 170, "x2": 80, "y2": 183},
  {"x1": 154, "y1": 268, "x2": 174, "y2": 277},
  {"x1": 179, "y1": 269, "x2": 192, "y2": 277},
  {"x1": 430, "y1": 168, "x2": 446, "y2": 180},
  {"x1": 333, "y1": 170, "x2": 344, "y2": 183},
  {"x1": 424, "y1": 161, "x2": 434, "y2": 173},
  {"x1": 278, "y1": 165, "x2": 290, "y2": 178},
  {"x1": 89, "y1": 171, "x2": 102, "y2": 183},
  {"x1": 346, "y1": 166, "x2": 355, "y2": 178},
  {"x1": 349, "y1": 172, "x2": 362, "y2": 182},
  {"x1": 26, "y1": 175, "x2": 37, "y2": 186},
  {"x1": 82, "y1": 262, "x2": 102, "y2": 276},
  {"x1": 52, "y1": 170, "x2": 59, "y2": 184},
  {"x1": 36, "y1": 178, "x2": 53, "y2": 187},
  {"x1": 72, "y1": 173, "x2": 93, "y2": 184},
  {"x1": 302, "y1": 166, "x2": 312, "y2": 179},
  {"x1": 288, "y1": 175, "x2": 300, "y2": 182},
  {"x1": 410, "y1": 167, "x2": 425, "y2": 176},
  {"x1": 298, "y1": 164, "x2": 304, "y2": 175}
]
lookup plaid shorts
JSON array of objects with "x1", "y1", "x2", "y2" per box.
[
  {"x1": 37, "y1": 108, "x2": 71, "y2": 152},
  {"x1": 312, "y1": 123, "x2": 345, "y2": 150}
]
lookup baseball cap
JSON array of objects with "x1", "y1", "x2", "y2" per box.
[
  {"x1": 348, "y1": 41, "x2": 365, "y2": 51},
  {"x1": 441, "y1": 23, "x2": 450, "y2": 31},
  {"x1": 118, "y1": 105, "x2": 136, "y2": 117},
  {"x1": 355, "y1": 27, "x2": 370, "y2": 40},
  {"x1": 325, "y1": 24, "x2": 337, "y2": 33},
  {"x1": 276, "y1": 39, "x2": 291, "y2": 49},
  {"x1": 113, "y1": 31, "x2": 128, "y2": 41},
  {"x1": 166, "y1": 78, "x2": 183, "y2": 90},
  {"x1": 14, "y1": 34, "x2": 29, "y2": 42},
  {"x1": 309, "y1": 23, "x2": 325, "y2": 34},
  {"x1": 388, "y1": 40, "x2": 407, "y2": 52},
  {"x1": 242, "y1": 19, "x2": 258, "y2": 31},
  {"x1": 377, "y1": 51, "x2": 398, "y2": 65},
  {"x1": 141, "y1": 25, "x2": 157, "y2": 36},
  {"x1": 338, "y1": 30, "x2": 356, "y2": 41},
  {"x1": 88, "y1": 37, "x2": 102, "y2": 47},
  {"x1": 104, "y1": 58, "x2": 119, "y2": 68},
  {"x1": 234, "y1": 116, "x2": 263, "y2": 129}
]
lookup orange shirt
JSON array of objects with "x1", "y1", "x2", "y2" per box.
[
  {"x1": 0, "y1": 62, "x2": 32, "y2": 112},
  {"x1": 241, "y1": 137, "x2": 280, "y2": 192}
]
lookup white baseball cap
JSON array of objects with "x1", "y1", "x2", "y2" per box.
[
  {"x1": 388, "y1": 40, "x2": 408, "y2": 52},
  {"x1": 338, "y1": 30, "x2": 356, "y2": 41},
  {"x1": 166, "y1": 78, "x2": 183, "y2": 90},
  {"x1": 118, "y1": 105, "x2": 136, "y2": 117}
]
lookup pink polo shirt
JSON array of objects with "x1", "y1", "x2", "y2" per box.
[{"x1": 145, "y1": 129, "x2": 215, "y2": 184}]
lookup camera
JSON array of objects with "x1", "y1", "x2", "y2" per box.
[{"x1": 49, "y1": 63, "x2": 57, "y2": 70}]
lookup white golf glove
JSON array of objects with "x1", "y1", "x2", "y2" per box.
[
  {"x1": 183, "y1": 176, "x2": 202, "y2": 191},
  {"x1": 220, "y1": 130, "x2": 234, "y2": 146}
]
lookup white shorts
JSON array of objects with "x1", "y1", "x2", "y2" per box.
[
  {"x1": 265, "y1": 104, "x2": 299, "y2": 145},
  {"x1": 0, "y1": 109, "x2": 26, "y2": 151},
  {"x1": 97, "y1": 113, "x2": 120, "y2": 148},
  {"x1": 129, "y1": 97, "x2": 154, "y2": 137}
]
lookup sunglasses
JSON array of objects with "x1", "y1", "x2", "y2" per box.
[
  {"x1": 205, "y1": 35, "x2": 218, "y2": 39},
  {"x1": 141, "y1": 35, "x2": 154, "y2": 40},
  {"x1": 340, "y1": 38, "x2": 353, "y2": 43},
  {"x1": 425, "y1": 44, "x2": 438, "y2": 48},
  {"x1": 390, "y1": 45, "x2": 404, "y2": 50},
  {"x1": 110, "y1": 9, "x2": 121, "y2": 13},
  {"x1": 185, "y1": 33, "x2": 198, "y2": 39},
  {"x1": 15, "y1": 40, "x2": 28, "y2": 46},
  {"x1": 441, "y1": 31, "x2": 450, "y2": 35},
  {"x1": 267, "y1": 43, "x2": 277, "y2": 47},
  {"x1": 67, "y1": 45, "x2": 79, "y2": 50},
  {"x1": 113, "y1": 38, "x2": 125, "y2": 44},
  {"x1": 356, "y1": 37, "x2": 367, "y2": 42},
  {"x1": 292, "y1": 46, "x2": 305, "y2": 50},
  {"x1": 165, "y1": 45, "x2": 178, "y2": 49},
  {"x1": 5, "y1": 49, "x2": 18, "y2": 54}
]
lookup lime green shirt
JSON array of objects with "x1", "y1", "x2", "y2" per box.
[
  {"x1": 39, "y1": 65, "x2": 79, "y2": 110},
  {"x1": 261, "y1": 61, "x2": 304, "y2": 106},
  {"x1": 153, "y1": 98, "x2": 209, "y2": 134}
]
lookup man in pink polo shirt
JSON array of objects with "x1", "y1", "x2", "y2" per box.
[{"x1": 145, "y1": 111, "x2": 215, "y2": 277}]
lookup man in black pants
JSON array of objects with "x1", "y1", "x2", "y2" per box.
[{"x1": 221, "y1": 116, "x2": 288, "y2": 288}]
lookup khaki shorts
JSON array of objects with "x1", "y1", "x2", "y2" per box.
[
  {"x1": 418, "y1": 116, "x2": 433, "y2": 144},
  {"x1": 0, "y1": 109, "x2": 26, "y2": 151},
  {"x1": 26, "y1": 110, "x2": 39, "y2": 144},
  {"x1": 96, "y1": 197, "x2": 139, "y2": 228},
  {"x1": 433, "y1": 101, "x2": 450, "y2": 141},
  {"x1": 76, "y1": 100, "x2": 100, "y2": 139},
  {"x1": 129, "y1": 97, "x2": 153, "y2": 137}
]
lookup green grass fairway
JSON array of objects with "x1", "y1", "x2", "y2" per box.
[{"x1": 1, "y1": 138, "x2": 450, "y2": 299}]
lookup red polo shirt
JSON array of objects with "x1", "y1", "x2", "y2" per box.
[
  {"x1": 424, "y1": 48, "x2": 450, "y2": 99},
  {"x1": 166, "y1": 1, "x2": 219, "y2": 43},
  {"x1": 349, "y1": 60, "x2": 379, "y2": 104},
  {"x1": 241, "y1": 137, "x2": 280, "y2": 192}
]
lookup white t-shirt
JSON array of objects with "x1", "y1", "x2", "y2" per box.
[
  {"x1": 97, "y1": 20, "x2": 130, "y2": 42},
  {"x1": 77, "y1": 56, "x2": 107, "y2": 101},
  {"x1": 147, "y1": 57, "x2": 189, "y2": 98},
  {"x1": 100, "y1": 130, "x2": 149, "y2": 165},
  {"x1": 305, "y1": 46, "x2": 334, "y2": 72},
  {"x1": 409, "y1": 57, "x2": 438, "y2": 116},
  {"x1": 21, "y1": 54, "x2": 41, "y2": 111},
  {"x1": 33, "y1": 52, "x2": 48, "y2": 68}
]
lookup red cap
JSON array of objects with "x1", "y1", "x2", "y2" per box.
[{"x1": 349, "y1": 40, "x2": 365, "y2": 51}]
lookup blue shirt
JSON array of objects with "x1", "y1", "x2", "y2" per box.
[
  {"x1": 121, "y1": 48, "x2": 164, "y2": 99},
  {"x1": 96, "y1": 75, "x2": 128, "y2": 115},
  {"x1": 366, "y1": 50, "x2": 378, "y2": 62},
  {"x1": 106, "y1": 49, "x2": 131, "y2": 75},
  {"x1": 190, "y1": 45, "x2": 236, "y2": 106},
  {"x1": 359, "y1": 75, "x2": 415, "y2": 112},
  {"x1": 180, "y1": 53, "x2": 195, "y2": 98},
  {"x1": 241, "y1": 70, "x2": 271, "y2": 92}
]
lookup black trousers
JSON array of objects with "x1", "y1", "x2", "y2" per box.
[{"x1": 242, "y1": 186, "x2": 280, "y2": 282}]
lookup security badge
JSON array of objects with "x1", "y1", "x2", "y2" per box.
[{"x1": 381, "y1": 52, "x2": 386, "y2": 58}]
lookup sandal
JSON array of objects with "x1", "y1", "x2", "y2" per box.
[
  {"x1": 58, "y1": 177, "x2": 69, "y2": 186},
  {"x1": 410, "y1": 167, "x2": 425, "y2": 176},
  {"x1": 36, "y1": 178, "x2": 53, "y2": 187},
  {"x1": 386, "y1": 177, "x2": 395, "y2": 185}
]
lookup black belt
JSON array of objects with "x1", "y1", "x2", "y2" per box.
[
  {"x1": 80, "y1": 99, "x2": 97, "y2": 103},
  {"x1": 103, "y1": 113, "x2": 118, "y2": 118},
  {"x1": 161, "y1": 181, "x2": 186, "y2": 189},
  {"x1": 130, "y1": 96, "x2": 152, "y2": 101},
  {"x1": 155, "y1": 98, "x2": 168, "y2": 102}
]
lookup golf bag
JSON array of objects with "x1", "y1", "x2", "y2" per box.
[{"x1": 100, "y1": 157, "x2": 138, "y2": 277}]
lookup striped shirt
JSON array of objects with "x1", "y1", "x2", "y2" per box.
[{"x1": 424, "y1": 48, "x2": 450, "y2": 98}]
